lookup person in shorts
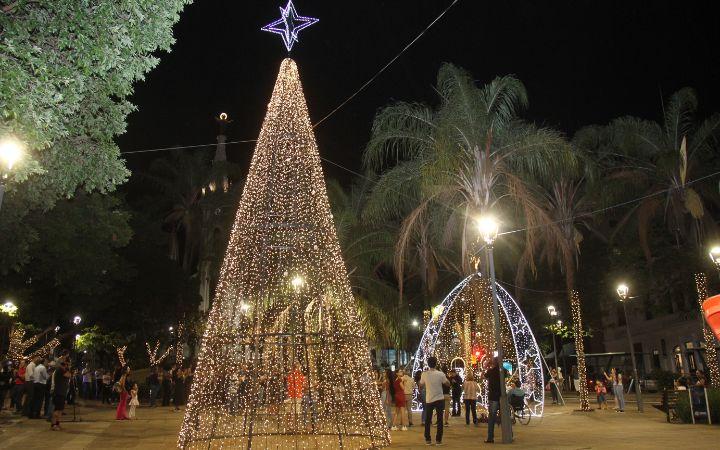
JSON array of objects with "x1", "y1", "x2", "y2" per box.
[{"x1": 51, "y1": 359, "x2": 70, "y2": 431}]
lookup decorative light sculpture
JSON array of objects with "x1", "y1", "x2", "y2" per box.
[
  {"x1": 177, "y1": 59, "x2": 389, "y2": 449},
  {"x1": 261, "y1": 0, "x2": 318, "y2": 51},
  {"x1": 412, "y1": 273, "x2": 545, "y2": 417}
]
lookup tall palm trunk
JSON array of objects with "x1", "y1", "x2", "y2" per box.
[{"x1": 563, "y1": 252, "x2": 590, "y2": 410}]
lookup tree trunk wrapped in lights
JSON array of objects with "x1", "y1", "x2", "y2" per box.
[
  {"x1": 695, "y1": 273, "x2": 720, "y2": 386},
  {"x1": 178, "y1": 59, "x2": 389, "y2": 449},
  {"x1": 570, "y1": 290, "x2": 590, "y2": 410}
]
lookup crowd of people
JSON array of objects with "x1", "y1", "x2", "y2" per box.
[
  {"x1": 0, "y1": 351, "x2": 196, "y2": 429},
  {"x1": 375, "y1": 356, "x2": 517, "y2": 446},
  {"x1": 0, "y1": 352, "x2": 74, "y2": 430}
]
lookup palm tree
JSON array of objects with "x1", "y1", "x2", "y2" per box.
[
  {"x1": 141, "y1": 149, "x2": 241, "y2": 274},
  {"x1": 577, "y1": 88, "x2": 720, "y2": 262},
  {"x1": 326, "y1": 179, "x2": 405, "y2": 348},
  {"x1": 363, "y1": 63, "x2": 576, "y2": 302}
]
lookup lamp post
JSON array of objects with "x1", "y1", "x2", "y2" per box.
[
  {"x1": 0, "y1": 136, "x2": 24, "y2": 212},
  {"x1": 547, "y1": 305, "x2": 565, "y2": 405},
  {"x1": 616, "y1": 283, "x2": 644, "y2": 412},
  {"x1": 478, "y1": 215, "x2": 512, "y2": 444}
]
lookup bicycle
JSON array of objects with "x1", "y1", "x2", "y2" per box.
[{"x1": 509, "y1": 394, "x2": 531, "y2": 425}]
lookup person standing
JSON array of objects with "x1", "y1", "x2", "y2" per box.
[
  {"x1": 12, "y1": 360, "x2": 25, "y2": 412},
  {"x1": 184, "y1": 367, "x2": 193, "y2": 403},
  {"x1": 30, "y1": 358, "x2": 48, "y2": 419},
  {"x1": 399, "y1": 369, "x2": 415, "y2": 426},
  {"x1": 161, "y1": 369, "x2": 172, "y2": 407},
  {"x1": 462, "y1": 372, "x2": 480, "y2": 425},
  {"x1": 392, "y1": 369, "x2": 408, "y2": 430},
  {"x1": 450, "y1": 370, "x2": 462, "y2": 416},
  {"x1": 128, "y1": 383, "x2": 139, "y2": 419},
  {"x1": 115, "y1": 368, "x2": 130, "y2": 420},
  {"x1": 484, "y1": 357, "x2": 507, "y2": 444},
  {"x1": 50, "y1": 359, "x2": 70, "y2": 431},
  {"x1": 0, "y1": 362, "x2": 12, "y2": 412},
  {"x1": 549, "y1": 368, "x2": 560, "y2": 404},
  {"x1": 172, "y1": 366, "x2": 185, "y2": 412},
  {"x1": 147, "y1": 367, "x2": 160, "y2": 407},
  {"x1": 442, "y1": 368, "x2": 453, "y2": 426},
  {"x1": 571, "y1": 365, "x2": 580, "y2": 393},
  {"x1": 419, "y1": 356, "x2": 450, "y2": 446},
  {"x1": 102, "y1": 370, "x2": 112, "y2": 404},
  {"x1": 23, "y1": 357, "x2": 36, "y2": 416},
  {"x1": 383, "y1": 369, "x2": 397, "y2": 430}
]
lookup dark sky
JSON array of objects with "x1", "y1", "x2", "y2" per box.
[{"x1": 117, "y1": 0, "x2": 720, "y2": 180}]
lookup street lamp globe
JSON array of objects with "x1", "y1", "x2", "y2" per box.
[
  {"x1": 169, "y1": 326, "x2": 174, "y2": 332},
  {"x1": 0, "y1": 137, "x2": 23, "y2": 171},
  {"x1": 1, "y1": 300, "x2": 18, "y2": 316},
  {"x1": 476, "y1": 215, "x2": 499, "y2": 245},
  {"x1": 616, "y1": 283, "x2": 629, "y2": 301},
  {"x1": 709, "y1": 246, "x2": 720, "y2": 267},
  {"x1": 557, "y1": 319, "x2": 563, "y2": 327},
  {"x1": 547, "y1": 305, "x2": 557, "y2": 317},
  {"x1": 72, "y1": 315, "x2": 82, "y2": 325},
  {"x1": 411, "y1": 319, "x2": 419, "y2": 328}
]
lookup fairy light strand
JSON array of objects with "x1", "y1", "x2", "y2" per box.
[
  {"x1": 178, "y1": 58, "x2": 389, "y2": 449},
  {"x1": 570, "y1": 290, "x2": 590, "y2": 410},
  {"x1": 411, "y1": 273, "x2": 545, "y2": 417},
  {"x1": 695, "y1": 273, "x2": 720, "y2": 387}
]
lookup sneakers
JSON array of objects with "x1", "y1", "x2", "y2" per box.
[
  {"x1": 425, "y1": 441, "x2": 433, "y2": 446},
  {"x1": 435, "y1": 442, "x2": 444, "y2": 446},
  {"x1": 401, "y1": 426, "x2": 408, "y2": 431},
  {"x1": 390, "y1": 426, "x2": 398, "y2": 431}
]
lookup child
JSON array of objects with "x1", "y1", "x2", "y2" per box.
[
  {"x1": 128, "y1": 383, "x2": 139, "y2": 419},
  {"x1": 595, "y1": 379, "x2": 607, "y2": 409}
]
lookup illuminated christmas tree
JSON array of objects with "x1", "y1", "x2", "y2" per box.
[{"x1": 178, "y1": 58, "x2": 390, "y2": 449}]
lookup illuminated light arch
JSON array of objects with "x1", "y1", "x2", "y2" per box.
[{"x1": 412, "y1": 272, "x2": 545, "y2": 417}]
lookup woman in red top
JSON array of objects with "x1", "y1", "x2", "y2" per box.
[
  {"x1": 392, "y1": 369, "x2": 409, "y2": 430},
  {"x1": 12, "y1": 361, "x2": 26, "y2": 412}
]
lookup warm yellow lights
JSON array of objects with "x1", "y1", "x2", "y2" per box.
[
  {"x1": 0, "y1": 136, "x2": 23, "y2": 171},
  {"x1": 570, "y1": 290, "x2": 590, "y2": 410},
  {"x1": 477, "y1": 215, "x2": 499, "y2": 244},
  {"x1": 178, "y1": 58, "x2": 389, "y2": 449},
  {"x1": 709, "y1": 246, "x2": 720, "y2": 266},
  {"x1": 219, "y1": 112, "x2": 228, "y2": 121},
  {"x1": 1, "y1": 300, "x2": 17, "y2": 316},
  {"x1": 616, "y1": 283, "x2": 629, "y2": 301}
]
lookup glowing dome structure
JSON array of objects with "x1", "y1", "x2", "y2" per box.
[{"x1": 412, "y1": 273, "x2": 545, "y2": 417}]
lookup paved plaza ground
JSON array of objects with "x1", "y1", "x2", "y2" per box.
[{"x1": 0, "y1": 396, "x2": 717, "y2": 449}]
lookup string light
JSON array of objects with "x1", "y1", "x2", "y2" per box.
[
  {"x1": 261, "y1": 0, "x2": 318, "y2": 51},
  {"x1": 412, "y1": 273, "x2": 545, "y2": 417},
  {"x1": 695, "y1": 273, "x2": 720, "y2": 386},
  {"x1": 3, "y1": 326, "x2": 58, "y2": 363},
  {"x1": 178, "y1": 58, "x2": 389, "y2": 449},
  {"x1": 570, "y1": 290, "x2": 590, "y2": 410},
  {"x1": 147, "y1": 340, "x2": 173, "y2": 367},
  {"x1": 175, "y1": 321, "x2": 185, "y2": 366},
  {"x1": 117, "y1": 345, "x2": 127, "y2": 367}
]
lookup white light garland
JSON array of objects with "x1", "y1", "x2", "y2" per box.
[
  {"x1": 412, "y1": 273, "x2": 545, "y2": 417},
  {"x1": 178, "y1": 58, "x2": 389, "y2": 449}
]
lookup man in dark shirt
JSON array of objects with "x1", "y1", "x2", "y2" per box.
[
  {"x1": 484, "y1": 358, "x2": 502, "y2": 443},
  {"x1": 51, "y1": 359, "x2": 71, "y2": 430}
]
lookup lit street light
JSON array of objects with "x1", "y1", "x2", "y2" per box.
[
  {"x1": 0, "y1": 136, "x2": 24, "y2": 212},
  {"x1": 616, "y1": 283, "x2": 644, "y2": 412},
  {"x1": 709, "y1": 246, "x2": 720, "y2": 271},
  {"x1": 547, "y1": 305, "x2": 564, "y2": 405},
  {"x1": 477, "y1": 215, "x2": 512, "y2": 444},
  {"x1": 72, "y1": 315, "x2": 82, "y2": 326},
  {"x1": 1, "y1": 300, "x2": 18, "y2": 316},
  {"x1": 411, "y1": 319, "x2": 419, "y2": 328},
  {"x1": 169, "y1": 326, "x2": 174, "y2": 332}
]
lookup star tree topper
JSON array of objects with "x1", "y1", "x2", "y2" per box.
[{"x1": 261, "y1": 0, "x2": 318, "y2": 51}]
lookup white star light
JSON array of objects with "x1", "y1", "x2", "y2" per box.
[{"x1": 261, "y1": 0, "x2": 318, "y2": 51}]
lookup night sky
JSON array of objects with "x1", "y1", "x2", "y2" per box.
[{"x1": 116, "y1": 0, "x2": 720, "y2": 181}]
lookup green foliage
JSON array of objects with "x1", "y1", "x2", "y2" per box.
[
  {"x1": 544, "y1": 323, "x2": 592, "y2": 339},
  {"x1": 0, "y1": 0, "x2": 191, "y2": 268},
  {"x1": 676, "y1": 388, "x2": 720, "y2": 424},
  {"x1": 647, "y1": 369, "x2": 677, "y2": 390},
  {"x1": 75, "y1": 325, "x2": 124, "y2": 352}
]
